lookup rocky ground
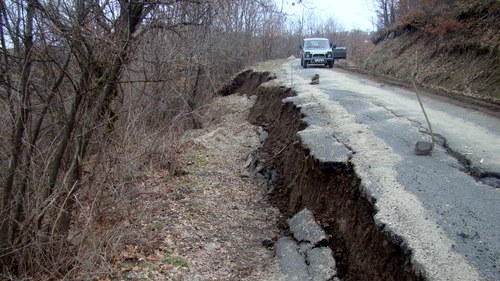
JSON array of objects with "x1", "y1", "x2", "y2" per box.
[{"x1": 107, "y1": 92, "x2": 286, "y2": 281}]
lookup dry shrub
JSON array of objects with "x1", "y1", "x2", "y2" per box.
[
  {"x1": 0, "y1": 44, "x2": 197, "y2": 281},
  {"x1": 395, "y1": 0, "x2": 497, "y2": 33},
  {"x1": 422, "y1": 17, "x2": 462, "y2": 35},
  {"x1": 55, "y1": 118, "x2": 188, "y2": 280},
  {"x1": 398, "y1": 10, "x2": 427, "y2": 28},
  {"x1": 0, "y1": 0, "x2": 293, "y2": 279},
  {"x1": 54, "y1": 48, "x2": 207, "y2": 279}
]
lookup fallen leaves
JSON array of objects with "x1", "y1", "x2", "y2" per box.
[
  {"x1": 120, "y1": 244, "x2": 140, "y2": 260},
  {"x1": 106, "y1": 94, "x2": 283, "y2": 280}
]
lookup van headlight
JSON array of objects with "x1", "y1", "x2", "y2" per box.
[
  {"x1": 305, "y1": 52, "x2": 311, "y2": 58},
  {"x1": 326, "y1": 52, "x2": 332, "y2": 58}
]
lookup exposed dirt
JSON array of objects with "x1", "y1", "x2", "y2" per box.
[
  {"x1": 246, "y1": 74, "x2": 425, "y2": 281},
  {"x1": 362, "y1": 1, "x2": 500, "y2": 104},
  {"x1": 218, "y1": 69, "x2": 276, "y2": 97}
]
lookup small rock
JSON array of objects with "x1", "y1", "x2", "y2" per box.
[
  {"x1": 275, "y1": 237, "x2": 310, "y2": 281},
  {"x1": 240, "y1": 171, "x2": 251, "y2": 178},
  {"x1": 288, "y1": 209, "x2": 327, "y2": 245},
  {"x1": 204, "y1": 242, "x2": 220, "y2": 252},
  {"x1": 415, "y1": 141, "x2": 433, "y2": 156},
  {"x1": 310, "y1": 74, "x2": 320, "y2": 85},
  {"x1": 126, "y1": 271, "x2": 139, "y2": 279},
  {"x1": 257, "y1": 127, "x2": 269, "y2": 143},
  {"x1": 307, "y1": 247, "x2": 337, "y2": 281},
  {"x1": 244, "y1": 151, "x2": 257, "y2": 169},
  {"x1": 174, "y1": 169, "x2": 189, "y2": 176},
  {"x1": 255, "y1": 164, "x2": 265, "y2": 174},
  {"x1": 262, "y1": 239, "x2": 274, "y2": 248}
]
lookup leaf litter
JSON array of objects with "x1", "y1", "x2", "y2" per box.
[{"x1": 109, "y1": 93, "x2": 285, "y2": 281}]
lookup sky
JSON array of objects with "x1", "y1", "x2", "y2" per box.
[{"x1": 279, "y1": 0, "x2": 377, "y2": 31}]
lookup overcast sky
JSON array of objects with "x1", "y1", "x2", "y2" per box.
[{"x1": 279, "y1": 0, "x2": 377, "y2": 31}]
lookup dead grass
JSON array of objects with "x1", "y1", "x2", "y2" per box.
[
  {"x1": 61, "y1": 93, "x2": 284, "y2": 281},
  {"x1": 366, "y1": 0, "x2": 500, "y2": 101}
]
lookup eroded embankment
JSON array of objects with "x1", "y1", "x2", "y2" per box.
[
  {"x1": 228, "y1": 70, "x2": 425, "y2": 281},
  {"x1": 218, "y1": 69, "x2": 276, "y2": 97},
  {"x1": 363, "y1": 1, "x2": 500, "y2": 103}
]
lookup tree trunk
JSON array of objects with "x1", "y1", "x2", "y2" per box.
[{"x1": 1, "y1": 0, "x2": 34, "y2": 254}]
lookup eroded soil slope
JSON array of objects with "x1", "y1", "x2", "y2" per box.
[{"x1": 364, "y1": 1, "x2": 499, "y2": 103}]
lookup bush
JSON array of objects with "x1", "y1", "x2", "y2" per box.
[{"x1": 422, "y1": 17, "x2": 463, "y2": 35}]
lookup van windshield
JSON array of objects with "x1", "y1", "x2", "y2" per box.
[{"x1": 304, "y1": 40, "x2": 329, "y2": 49}]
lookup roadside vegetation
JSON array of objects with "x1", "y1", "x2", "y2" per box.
[
  {"x1": 0, "y1": 0, "x2": 291, "y2": 279},
  {"x1": 3, "y1": 0, "x2": 493, "y2": 280},
  {"x1": 368, "y1": 0, "x2": 499, "y2": 101},
  {"x1": 0, "y1": 0, "x2": 371, "y2": 279}
]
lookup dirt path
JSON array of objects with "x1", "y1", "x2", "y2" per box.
[{"x1": 114, "y1": 94, "x2": 284, "y2": 281}]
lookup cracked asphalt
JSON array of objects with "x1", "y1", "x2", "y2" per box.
[{"x1": 279, "y1": 59, "x2": 499, "y2": 281}]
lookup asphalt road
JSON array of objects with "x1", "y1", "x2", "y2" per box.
[{"x1": 279, "y1": 59, "x2": 500, "y2": 281}]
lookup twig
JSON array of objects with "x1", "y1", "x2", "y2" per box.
[
  {"x1": 275, "y1": 141, "x2": 300, "y2": 158},
  {"x1": 275, "y1": 143, "x2": 290, "y2": 157}
]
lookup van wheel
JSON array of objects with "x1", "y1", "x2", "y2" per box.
[{"x1": 303, "y1": 61, "x2": 307, "y2": 69}]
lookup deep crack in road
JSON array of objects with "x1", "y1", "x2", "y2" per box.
[{"x1": 283, "y1": 59, "x2": 499, "y2": 281}]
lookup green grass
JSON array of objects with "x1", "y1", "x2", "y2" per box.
[{"x1": 163, "y1": 254, "x2": 189, "y2": 267}]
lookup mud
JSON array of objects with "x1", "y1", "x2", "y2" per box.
[{"x1": 227, "y1": 71, "x2": 426, "y2": 281}]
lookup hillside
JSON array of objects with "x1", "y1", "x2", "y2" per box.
[{"x1": 363, "y1": 1, "x2": 499, "y2": 103}]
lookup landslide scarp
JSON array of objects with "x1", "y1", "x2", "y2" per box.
[{"x1": 222, "y1": 69, "x2": 425, "y2": 281}]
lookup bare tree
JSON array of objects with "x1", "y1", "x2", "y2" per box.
[
  {"x1": 0, "y1": 0, "x2": 155, "y2": 274},
  {"x1": 375, "y1": 0, "x2": 398, "y2": 29},
  {"x1": 0, "y1": 0, "x2": 291, "y2": 278}
]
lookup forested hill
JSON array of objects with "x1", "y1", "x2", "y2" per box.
[{"x1": 365, "y1": 0, "x2": 499, "y2": 103}]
